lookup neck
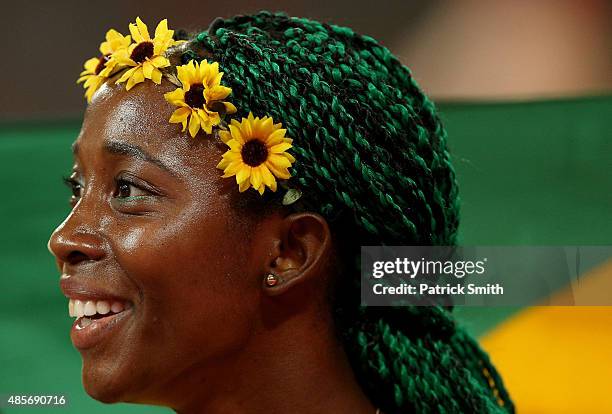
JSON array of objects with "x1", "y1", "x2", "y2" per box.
[{"x1": 171, "y1": 304, "x2": 376, "y2": 414}]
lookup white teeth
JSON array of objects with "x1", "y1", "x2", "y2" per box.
[
  {"x1": 84, "y1": 301, "x2": 97, "y2": 316},
  {"x1": 111, "y1": 301, "x2": 124, "y2": 313},
  {"x1": 75, "y1": 300, "x2": 84, "y2": 318},
  {"x1": 96, "y1": 301, "x2": 110, "y2": 315},
  {"x1": 68, "y1": 298, "x2": 129, "y2": 319}
]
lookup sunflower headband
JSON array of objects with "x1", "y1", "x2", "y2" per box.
[{"x1": 77, "y1": 17, "x2": 296, "y2": 197}]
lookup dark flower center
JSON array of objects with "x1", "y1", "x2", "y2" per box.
[
  {"x1": 241, "y1": 139, "x2": 269, "y2": 167},
  {"x1": 184, "y1": 84, "x2": 205, "y2": 108},
  {"x1": 94, "y1": 55, "x2": 108, "y2": 75},
  {"x1": 206, "y1": 100, "x2": 227, "y2": 115},
  {"x1": 130, "y1": 41, "x2": 154, "y2": 63}
]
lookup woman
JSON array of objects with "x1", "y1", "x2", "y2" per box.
[{"x1": 48, "y1": 12, "x2": 513, "y2": 413}]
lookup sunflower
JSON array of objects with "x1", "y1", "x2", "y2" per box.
[
  {"x1": 216, "y1": 113, "x2": 295, "y2": 195},
  {"x1": 113, "y1": 17, "x2": 181, "y2": 90},
  {"x1": 98, "y1": 29, "x2": 132, "y2": 76},
  {"x1": 164, "y1": 60, "x2": 237, "y2": 137},
  {"x1": 77, "y1": 29, "x2": 131, "y2": 102}
]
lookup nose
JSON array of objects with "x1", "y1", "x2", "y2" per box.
[{"x1": 48, "y1": 212, "x2": 107, "y2": 269}]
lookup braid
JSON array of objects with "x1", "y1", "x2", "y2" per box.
[{"x1": 175, "y1": 11, "x2": 512, "y2": 413}]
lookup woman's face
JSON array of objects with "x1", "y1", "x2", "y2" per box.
[{"x1": 48, "y1": 80, "x2": 274, "y2": 405}]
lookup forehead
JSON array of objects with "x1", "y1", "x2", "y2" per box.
[{"x1": 75, "y1": 79, "x2": 221, "y2": 174}]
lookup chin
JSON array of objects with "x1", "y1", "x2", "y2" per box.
[{"x1": 81, "y1": 357, "x2": 134, "y2": 404}]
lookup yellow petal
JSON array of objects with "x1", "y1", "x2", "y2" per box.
[
  {"x1": 83, "y1": 76, "x2": 99, "y2": 88},
  {"x1": 194, "y1": 60, "x2": 206, "y2": 81},
  {"x1": 100, "y1": 29, "x2": 130, "y2": 55},
  {"x1": 259, "y1": 117, "x2": 273, "y2": 134},
  {"x1": 83, "y1": 57, "x2": 99, "y2": 73},
  {"x1": 169, "y1": 107, "x2": 191, "y2": 124},
  {"x1": 219, "y1": 155, "x2": 241, "y2": 171},
  {"x1": 154, "y1": 19, "x2": 170, "y2": 39},
  {"x1": 142, "y1": 61, "x2": 154, "y2": 78},
  {"x1": 228, "y1": 124, "x2": 244, "y2": 144},
  {"x1": 111, "y1": 49, "x2": 135, "y2": 67},
  {"x1": 78, "y1": 71, "x2": 92, "y2": 83},
  {"x1": 153, "y1": 56, "x2": 170, "y2": 70},
  {"x1": 84, "y1": 78, "x2": 104, "y2": 102},
  {"x1": 269, "y1": 142, "x2": 292, "y2": 154},
  {"x1": 204, "y1": 85, "x2": 232, "y2": 102},
  {"x1": 201, "y1": 121, "x2": 213, "y2": 135},
  {"x1": 129, "y1": 24, "x2": 143, "y2": 43},
  {"x1": 150, "y1": 55, "x2": 169, "y2": 68},
  {"x1": 126, "y1": 75, "x2": 137, "y2": 91},
  {"x1": 223, "y1": 102, "x2": 237, "y2": 114},
  {"x1": 126, "y1": 67, "x2": 145, "y2": 90},
  {"x1": 116, "y1": 66, "x2": 136, "y2": 84},
  {"x1": 176, "y1": 62, "x2": 196, "y2": 89},
  {"x1": 199, "y1": 108, "x2": 220, "y2": 125},
  {"x1": 268, "y1": 154, "x2": 291, "y2": 169},
  {"x1": 153, "y1": 33, "x2": 173, "y2": 56},
  {"x1": 217, "y1": 158, "x2": 230, "y2": 170},
  {"x1": 223, "y1": 160, "x2": 244, "y2": 176},
  {"x1": 136, "y1": 17, "x2": 150, "y2": 41},
  {"x1": 150, "y1": 68, "x2": 163, "y2": 84},
  {"x1": 241, "y1": 116, "x2": 253, "y2": 139},
  {"x1": 219, "y1": 130, "x2": 233, "y2": 144},
  {"x1": 176, "y1": 70, "x2": 188, "y2": 90},
  {"x1": 212, "y1": 72, "x2": 223, "y2": 86},
  {"x1": 238, "y1": 179, "x2": 251, "y2": 192},
  {"x1": 227, "y1": 140, "x2": 241, "y2": 152},
  {"x1": 269, "y1": 177, "x2": 278, "y2": 192},
  {"x1": 236, "y1": 166, "x2": 251, "y2": 184},
  {"x1": 202, "y1": 61, "x2": 220, "y2": 87},
  {"x1": 265, "y1": 159, "x2": 291, "y2": 180},
  {"x1": 266, "y1": 129, "x2": 287, "y2": 146},
  {"x1": 284, "y1": 152, "x2": 296, "y2": 163},
  {"x1": 188, "y1": 113, "x2": 201, "y2": 137},
  {"x1": 223, "y1": 151, "x2": 241, "y2": 161},
  {"x1": 164, "y1": 88, "x2": 186, "y2": 105},
  {"x1": 97, "y1": 62, "x2": 116, "y2": 77},
  {"x1": 261, "y1": 165, "x2": 276, "y2": 189},
  {"x1": 154, "y1": 36, "x2": 172, "y2": 57}
]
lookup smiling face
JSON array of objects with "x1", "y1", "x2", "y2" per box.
[{"x1": 48, "y1": 80, "x2": 277, "y2": 405}]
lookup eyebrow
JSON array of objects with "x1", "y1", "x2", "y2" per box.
[
  {"x1": 105, "y1": 141, "x2": 178, "y2": 176},
  {"x1": 72, "y1": 140, "x2": 176, "y2": 176}
]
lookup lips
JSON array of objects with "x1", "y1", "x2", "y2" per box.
[{"x1": 60, "y1": 275, "x2": 134, "y2": 350}]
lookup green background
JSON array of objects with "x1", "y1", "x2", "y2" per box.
[{"x1": 1, "y1": 95, "x2": 610, "y2": 413}]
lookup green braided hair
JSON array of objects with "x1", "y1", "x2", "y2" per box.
[{"x1": 171, "y1": 11, "x2": 514, "y2": 413}]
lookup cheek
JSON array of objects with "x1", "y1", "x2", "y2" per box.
[{"x1": 111, "y1": 207, "x2": 260, "y2": 384}]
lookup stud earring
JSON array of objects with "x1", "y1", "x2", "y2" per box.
[{"x1": 264, "y1": 273, "x2": 279, "y2": 287}]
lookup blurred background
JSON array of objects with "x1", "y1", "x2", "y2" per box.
[{"x1": 1, "y1": 1, "x2": 610, "y2": 413}]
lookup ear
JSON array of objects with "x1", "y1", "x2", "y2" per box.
[{"x1": 263, "y1": 212, "x2": 332, "y2": 296}]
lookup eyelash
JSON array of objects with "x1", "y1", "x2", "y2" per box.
[
  {"x1": 62, "y1": 175, "x2": 156, "y2": 207},
  {"x1": 62, "y1": 176, "x2": 82, "y2": 206}
]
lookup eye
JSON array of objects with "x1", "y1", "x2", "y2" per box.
[
  {"x1": 113, "y1": 178, "x2": 150, "y2": 199},
  {"x1": 63, "y1": 174, "x2": 83, "y2": 207}
]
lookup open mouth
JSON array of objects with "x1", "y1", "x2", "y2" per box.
[
  {"x1": 70, "y1": 299, "x2": 130, "y2": 327},
  {"x1": 68, "y1": 299, "x2": 132, "y2": 348}
]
